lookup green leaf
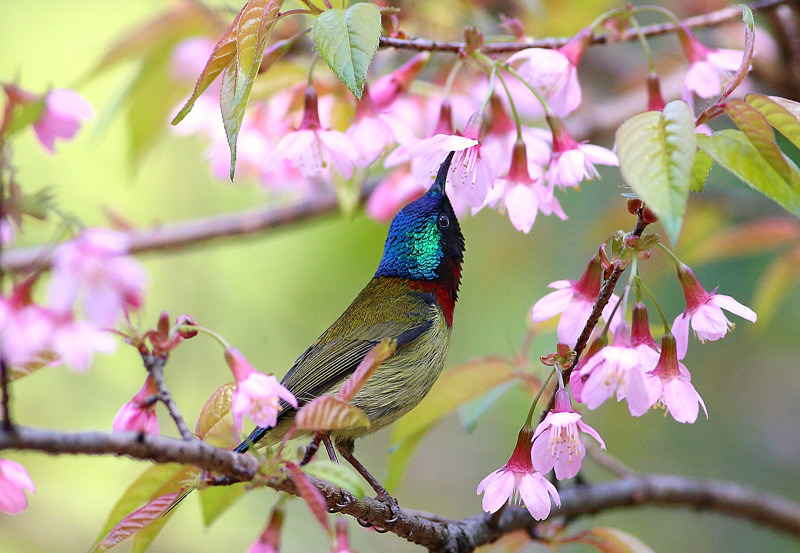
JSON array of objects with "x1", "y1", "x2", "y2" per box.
[
  {"x1": 690, "y1": 149, "x2": 713, "y2": 193},
  {"x1": 698, "y1": 130, "x2": 800, "y2": 217},
  {"x1": 311, "y1": 3, "x2": 381, "y2": 99},
  {"x1": 92, "y1": 492, "x2": 179, "y2": 553},
  {"x1": 220, "y1": 0, "x2": 283, "y2": 179},
  {"x1": 286, "y1": 463, "x2": 329, "y2": 531},
  {"x1": 198, "y1": 482, "x2": 247, "y2": 527},
  {"x1": 616, "y1": 100, "x2": 696, "y2": 243},
  {"x1": 746, "y1": 94, "x2": 800, "y2": 151},
  {"x1": 386, "y1": 358, "x2": 515, "y2": 490},
  {"x1": 94, "y1": 463, "x2": 193, "y2": 546},
  {"x1": 195, "y1": 382, "x2": 238, "y2": 448},
  {"x1": 302, "y1": 459, "x2": 366, "y2": 499},
  {"x1": 294, "y1": 396, "x2": 370, "y2": 431},
  {"x1": 725, "y1": 99, "x2": 800, "y2": 191}
]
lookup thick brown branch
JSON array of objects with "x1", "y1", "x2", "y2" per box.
[
  {"x1": 2, "y1": 425, "x2": 799, "y2": 552},
  {"x1": 379, "y1": 0, "x2": 789, "y2": 54}
]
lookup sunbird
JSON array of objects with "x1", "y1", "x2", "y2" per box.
[{"x1": 235, "y1": 152, "x2": 464, "y2": 505}]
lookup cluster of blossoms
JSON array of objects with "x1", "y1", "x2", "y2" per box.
[
  {"x1": 478, "y1": 245, "x2": 756, "y2": 519},
  {"x1": 477, "y1": 388, "x2": 604, "y2": 520},
  {"x1": 0, "y1": 228, "x2": 146, "y2": 514},
  {"x1": 167, "y1": 19, "x2": 744, "y2": 241}
]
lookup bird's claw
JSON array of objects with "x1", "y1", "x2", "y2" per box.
[{"x1": 376, "y1": 491, "x2": 400, "y2": 525}]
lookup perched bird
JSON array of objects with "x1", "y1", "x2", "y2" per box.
[{"x1": 235, "y1": 152, "x2": 465, "y2": 503}]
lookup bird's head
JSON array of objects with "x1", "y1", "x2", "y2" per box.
[{"x1": 375, "y1": 152, "x2": 465, "y2": 282}]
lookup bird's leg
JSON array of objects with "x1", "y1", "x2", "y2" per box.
[
  {"x1": 321, "y1": 432, "x2": 339, "y2": 463},
  {"x1": 300, "y1": 432, "x2": 323, "y2": 466},
  {"x1": 336, "y1": 441, "x2": 400, "y2": 523}
]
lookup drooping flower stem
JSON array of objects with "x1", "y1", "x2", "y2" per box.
[
  {"x1": 634, "y1": 275, "x2": 671, "y2": 333},
  {"x1": 525, "y1": 368, "x2": 556, "y2": 427},
  {"x1": 494, "y1": 71, "x2": 523, "y2": 140},
  {"x1": 178, "y1": 324, "x2": 231, "y2": 351}
]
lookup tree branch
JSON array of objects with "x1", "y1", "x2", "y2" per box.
[
  {"x1": 1, "y1": 187, "x2": 355, "y2": 274},
  {"x1": 379, "y1": 0, "x2": 790, "y2": 54},
  {"x1": 2, "y1": 425, "x2": 798, "y2": 552}
]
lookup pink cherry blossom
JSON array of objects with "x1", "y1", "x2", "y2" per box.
[
  {"x1": 48, "y1": 228, "x2": 146, "y2": 328},
  {"x1": 477, "y1": 426, "x2": 560, "y2": 520},
  {"x1": 672, "y1": 263, "x2": 757, "y2": 358},
  {"x1": 678, "y1": 26, "x2": 745, "y2": 103},
  {"x1": 640, "y1": 333, "x2": 708, "y2": 423},
  {"x1": 32, "y1": 88, "x2": 94, "y2": 153},
  {"x1": 544, "y1": 115, "x2": 618, "y2": 189},
  {"x1": 366, "y1": 167, "x2": 424, "y2": 222},
  {"x1": 345, "y1": 90, "x2": 417, "y2": 167},
  {"x1": 370, "y1": 52, "x2": 429, "y2": 109},
  {"x1": 0, "y1": 280, "x2": 54, "y2": 367},
  {"x1": 0, "y1": 459, "x2": 35, "y2": 515},
  {"x1": 477, "y1": 139, "x2": 565, "y2": 233},
  {"x1": 226, "y1": 347, "x2": 297, "y2": 432},
  {"x1": 263, "y1": 86, "x2": 358, "y2": 179},
  {"x1": 575, "y1": 304, "x2": 661, "y2": 415},
  {"x1": 330, "y1": 518, "x2": 353, "y2": 553},
  {"x1": 531, "y1": 255, "x2": 619, "y2": 347},
  {"x1": 531, "y1": 389, "x2": 605, "y2": 480},
  {"x1": 506, "y1": 28, "x2": 591, "y2": 117},
  {"x1": 49, "y1": 316, "x2": 117, "y2": 371},
  {"x1": 408, "y1": 113, "x2": 494, "y2": 208},
  {"x1": 112, "y1": 375, "x2": 160, "y2": 435}
]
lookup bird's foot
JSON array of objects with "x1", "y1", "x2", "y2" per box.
[
  {"x1": 330, "y1": 489, "x2": 356, "y2": 512},
  {"x1": 376, "y1": 491, "x2": 400, "y2": 525}
]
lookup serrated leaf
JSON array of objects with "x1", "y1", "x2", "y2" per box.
[
  {"x1": 746, "y1": 94, "x2": 800, "y2": 151},
  {"x1": 565, "y1": 527, "x2": 655, "y2": 553},
  {"x1": 311, "y1": 3, "x2": 381, "y2": 99},
  {"x1": 698, "y1": 130, "x2": 800, "y2": 217},
  {"x1": 294, "y1": 396, "x2": 370, "y2": 431},
  {"x1": 753, "y1": 247, "x2": 800, "y2": 327},
  {"x1": 616, "y1": 100, "x2": 696, "y2": 243},
  {"x1": 198, "y1": 482, "x2": 247, "y2": 527},
  {"x1": 220, "y1": 0, "x2": 282, "y2": 179},
  {"x1": 302, "y1": 459, "x2": 366, "y2": 499},
  {"x1": 94, "y1": 463, "x2": 194, "y2": 546},
  {"x1": 286, "y1": 463, "x2": 329, "y2": 531},
  {"x1": 386, "y1": 358, "x2": 515, "y2": 490},
  {"x1": 338, "y1": 338, "x2": 396, "y2": 402},
  {"x1": 690, "y1": 149, "x2": 713, "y2": 193},
  {"x1": 725, "y1": 99, "x2": 800, "y2": 191},
  {"x1": 91, "y1": 492, "x2": 179, "y2": 553}
]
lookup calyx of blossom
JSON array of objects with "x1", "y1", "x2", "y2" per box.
[
  {"x1": 434, "y1": 100, "x2": 454, "y2": 135},
  {"x1": 631, "y1": 303, "x2": 656, "y2": 348},
  {"x1": 559, "y1": 26, "x2": 594, "y2": 67},
  {"x1": 676, "y1": 263, "x2": 711, "y2": 310},
  {"x1": 652, "y1": 333, "x2": 682, "y2": 378},
  {"x1": 646, "y1": 73, "x2": 666, "y2": 111},
  {"x1": 298, "y1": 86, "x2": 323, "y2": 130}
]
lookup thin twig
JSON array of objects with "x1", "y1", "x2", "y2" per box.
[
  {"x1": 141, "y1": 352, "x2": 194, "y2": 441},
  {"x1": 378, "y1": 0, "x2": 789, "y2": 54},
  {"x1": 2, "y1": 184, "x2": 375, "y2": 274}
]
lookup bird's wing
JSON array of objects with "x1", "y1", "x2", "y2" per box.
[{"x1": 279, "y1": 278, "x2": 436, "y2": 407}]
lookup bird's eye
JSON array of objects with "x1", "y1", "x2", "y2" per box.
[{"x1": 437, "y1": 213, "x2": 450, "y2": 228}]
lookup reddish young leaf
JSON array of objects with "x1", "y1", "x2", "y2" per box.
[
  {"x1": 294, "y1": 396, "x2": 370, "y2": 431},
  {"x1": 285, "y1": 462, "x2": 329, "y2": 532},
  {"x1": 338, "y1": 338, "x2": 396, "y2": 402},
  {"x1": 220, "y1": 0, "x2": 282, "y2": 179},
  {"x1": 171, "y1": 9, "x2": 242, "y2": 125},
  {"x1": 91, "y1": 492, "x2": 180, "y2": 553}
]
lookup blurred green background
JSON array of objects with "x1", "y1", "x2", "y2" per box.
[{"x1": 2, "y1": 1, "x2": 799, "y2": 552}]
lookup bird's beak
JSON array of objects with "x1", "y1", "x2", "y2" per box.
[{"x1": 429, "y1": 151, "x2": 455, "y2": 196}]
